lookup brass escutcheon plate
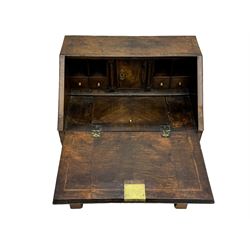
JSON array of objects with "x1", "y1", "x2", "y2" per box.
[{"x1": 124, "y1": 182, "x2": 146, "y2": 202}]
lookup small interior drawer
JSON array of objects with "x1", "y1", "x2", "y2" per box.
[
  {"x1": 67, "y1": 77, "x2": 88, "y2": 91},
  {"x1": 152, "y1": 77, "x2": 170, "y2": 89},
  {"x1": 88, "y1": 77, "x2": 108, "y2": 89},
  {"x1": 170, "y1": 76, "x2": 191, "y2": 89}
]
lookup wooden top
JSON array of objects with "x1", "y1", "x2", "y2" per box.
[{"x1": 60, "y1": 36, "x2": 202, "y2": 57}]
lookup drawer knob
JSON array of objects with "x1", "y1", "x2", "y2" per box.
[
  {"x1": 129, "y1": 119, "x2": 132, "y2": 123},
  {"x1": 178, "y1": 81, "x2": 182, "y2": 86},
  {"x1": 78, "y1": 82, "x2": 82, "y2": 86},
  {"x1": 160, "y1": 82, "x2": 164, "y2": 87},
  {"x1": 97, "y1": 82, "x2": 101, "y2": 87}
]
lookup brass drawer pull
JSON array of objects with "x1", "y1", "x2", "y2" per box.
[
  {"x1": 97, "y1": 82, "x2": 101, "y2": 87},
  {"x1": 160, "y1": 82, "x2": 164, "y2": 87},
  {"x1": 78, "y1": 82, "x2": 82, "y2": 86}
]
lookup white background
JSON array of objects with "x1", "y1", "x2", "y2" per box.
[{"x1": 0, "y1": 0, "x2": 250, "y2": 249}]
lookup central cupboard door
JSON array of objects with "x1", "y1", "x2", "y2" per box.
[{"x1": 116, "y1": 60, "x2": 145, "y2": 88}]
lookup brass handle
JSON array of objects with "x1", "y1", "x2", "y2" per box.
[
  {"x1": 119, "y1": 70, "x2": 126, "y2": 81},
  {"x1": 160, "y1": 82, "x2": 164, "y2": 87},
  {"x1": 78, "y1": 82, "x2": 82, "y2": 86},
  {"x1": 97, "y1": 82, "x2": 101, "y2": 87},
  {"x1": 178, "y1": 81, "x2": 182, "y2": 86}
]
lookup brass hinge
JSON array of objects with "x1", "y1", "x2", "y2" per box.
[
  {"x1": 161, "y1": 125, "x2": 171, "y2": 138},
  {"x1": 91, "y1": 125, "x2": 102, "y2": 138}
]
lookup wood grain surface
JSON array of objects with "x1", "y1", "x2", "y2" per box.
[
  {"x1": 55, "y1": 36, "x2": 212, "y2": 207},
  {"x1": 60, "y1": 36, "x2": 202, "y2": 57},
  {"x1": 65, "y1": 96, "x2": 196, "y2": 131},
  {"x1": 53, "y1": 131, "x2": 213, "y2": 204}
]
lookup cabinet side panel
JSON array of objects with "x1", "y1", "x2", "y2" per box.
[
  {"x1": 58, "y1": 55, "x2": 65, "y2": 132},
  {"x1": 197, "y1": 56, "x2": 204, "y2": 132}
]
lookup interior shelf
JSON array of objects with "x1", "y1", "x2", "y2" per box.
[{"x1": 67, "y1": 89, "x2": 191, "y2": 97}]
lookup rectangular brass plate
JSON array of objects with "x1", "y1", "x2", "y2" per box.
[{"x1": 124, "y1": 183, "x2": 146, "y2": 201}]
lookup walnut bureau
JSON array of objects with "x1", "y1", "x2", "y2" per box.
[{"x1": 53, "y1": 36, "x2": 214, "y2": 209}]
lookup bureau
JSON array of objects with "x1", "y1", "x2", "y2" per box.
[{"x1": 53, "y1": 36, "x2": 214, "y2": 209}]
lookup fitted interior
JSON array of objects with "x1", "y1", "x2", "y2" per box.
[{"x1": 64, "y1": 57, "x2": 198, "y2": 131}]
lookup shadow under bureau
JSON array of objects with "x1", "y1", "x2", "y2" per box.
[{"x1": 53, "y1": 36, "x2": 214, "y2": 209}]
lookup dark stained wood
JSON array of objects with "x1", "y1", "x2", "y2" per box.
[
  {"x1": 58, "y1": 37, "x2": 203, "y2": 134},
  {"x1": 197, "y1": 55, "x2": 203, "y2": 132},
  {"x1": 64, "y1": 96, "x2": 196, "y2": 131},
  {"x1": 116, "y1": 60, "x2": 143, "y2": 88},
  {"x1": 92, "y1": 97, "x2": 169, "y2": 126},
  {"x1": 174, "y1": 203, "x2": 188, "y2": 209},
  {"x1": 53, "y1": 131, "x2": 213, "y2": 204},
  {"x1": 68, "y1": 89, "x2": 191, "y2": 97},
  {"x1": 66, "y1": 76, "x2": 89, "y2": 91},
  {"x1": 60, "y1": 36, "x2": 202, "y2": 57},
  {"x1": 166, "y1": 96, "x2": 196, "y2": 129},
  {"x1": 65, "y1": 96, "x2": 93, "y2": 130},
  {"x1": 70, "y1": 203, "x2": 83, "y2": 209},
  {"x1": 55, "y1": 36, "x2": 213, "y2": 208},
  {"x1": 170, "y1": 76, "x2": 192, "y2": 89},
  {"x1": 152, "y1": 76, "x2": 170, "y2": 89},
  {"x1": 88, "y1": 76, "x2": 108, "y2": 89},
  {"x1": 58, "y1": 55, "x2": 65, "y2": 132}
]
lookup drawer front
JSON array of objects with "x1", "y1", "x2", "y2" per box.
[
  {"x1": 68, "y1": 77, "x2": 88, "y2": 91},
  {"x1": 116, "y1": 60, "x2": 143, "y2": 89},
  {"x1": 152, "y1": 77, "x2": 170, "y2": 89},
  {"x1": 170, "y1": 76, "x2": 191, "y2": 89},
  {"x1": 88, "y1": 77, "x2": 108, "y2": 89}
]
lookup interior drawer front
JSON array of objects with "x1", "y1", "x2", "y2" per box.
[
  {"x1": 116, "y1": 60, "x2": 143, "y2": 89},
  {"x1": 68, "y1": 77, "x2": 88, "y2": 90},
  {"x1": 88, "y1": 77, "x2": 108, "y2": 89},
  {"x1": 170, "y1": 76, "x2": 190, "y2": 89},
  {"x1": 152, "y1": 77, "x2": 170, "y2": 89}
]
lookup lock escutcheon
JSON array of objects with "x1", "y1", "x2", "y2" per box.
[{"x1": 119, "y1": 69, "x2": 126, "y2": 81}]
